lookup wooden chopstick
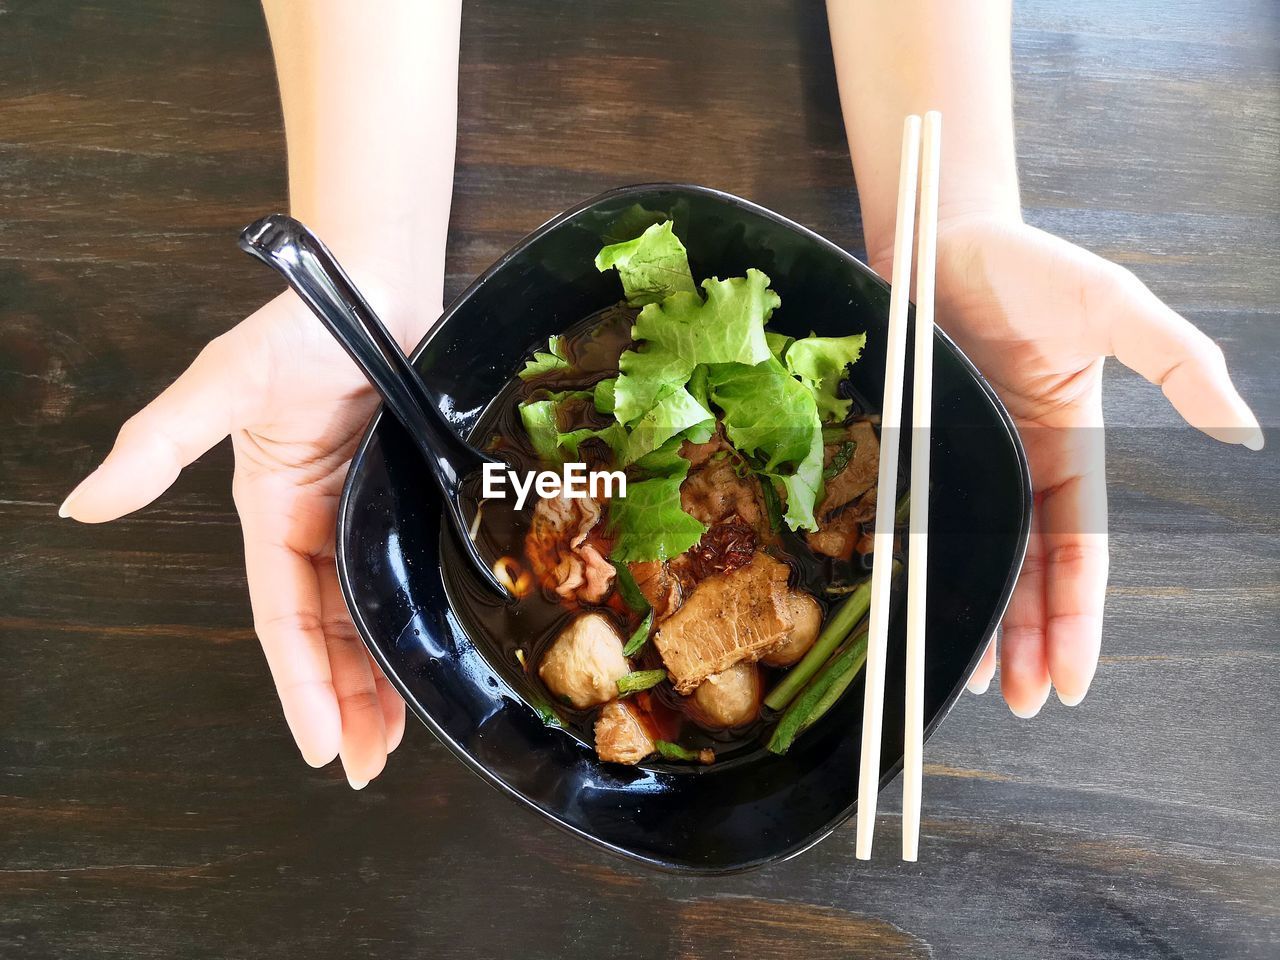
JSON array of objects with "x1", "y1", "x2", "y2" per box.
[
  {"x1": 855, "y1": 114, "x2": 921, "y2": 861},
  {"x1": 902, "y1": 110, "x2": 942, "y2": 863}
]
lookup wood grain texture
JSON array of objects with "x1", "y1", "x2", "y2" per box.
[{"x1": 1, "y1": 1, "x2": 1276, "y2": 958}]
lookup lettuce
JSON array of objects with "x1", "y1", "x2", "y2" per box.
[
  {"x1": 612, "y1": 268, "x2": 778, "y2": 428},
  {"x1": 708, "y1": 358, "x2": 826, "y2": 531},
  {"x1": 783, "y1": 332, "x2": 867, "y2": 421},
  {"x1": 766, "y1": 331, "x2": 794, "y2": 361},
  {"x1": 519, "y1": 335, "x2": 571, "y2": 381},
  {"x1": 631, "y1": 270, "x2": 777, "y2": 368},
  {"x1": 517, "y1": 399, "x2": 563, "y2": 463},
  {"x1": 557, "y1": 421, "x2": 628, "y2": 460},
  {"x1": 595, "y1": 221, "x2": 697, "y2": 307},
  {"x1": 593, "y1": 377, "x2": 616, "y2": 415},
  {"x1": 608, "y1": 448, "x2": 706, "y2": 562},
  {"x1": 612, "y1": 346, "x2": 695, "y2": 426},
  {"x1": 516, "y1": 220, "x2": 866, "y2": 561},
  {"x1": 619, "y1": 387, "x2": 714, "y2": 466}
]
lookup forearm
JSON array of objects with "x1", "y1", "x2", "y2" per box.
[
  {"x1": 826, "y1": 0, "x2": 1020, "y2": 267},
  {"x1": 263, "y1": 0, "x2": 461, "y2": 319}
]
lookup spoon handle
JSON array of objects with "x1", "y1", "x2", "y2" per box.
[
  {"x1": 238, "y1": 214, "x2": 509, "y2": 600},
  {"x1": 238, "y1": 214, "x2": 489, "y2": 485}
]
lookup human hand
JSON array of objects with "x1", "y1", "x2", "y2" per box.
[
  {"x1": 873, "y1": 212, "x2": 1263, "y2": 716},
  {"x1": 59, "y1": 283, "x2": 431, "y2": 787}
]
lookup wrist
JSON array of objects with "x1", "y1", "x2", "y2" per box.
[
  {"x1": 297, "y1": 244, "x2": 440, "y2": 352},
  {"x1": 862, "y1": 176, "x2": 1021, "y2": 277}
]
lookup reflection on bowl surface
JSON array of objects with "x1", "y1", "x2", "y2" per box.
[{"x1": 337, "y1": 184, "x2": 1030, "y2": 873}]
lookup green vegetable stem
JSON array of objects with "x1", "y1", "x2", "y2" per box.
[
  {"x1": 617, "y1": 669, "x2": 667, "y2": 695},
  {"x1": 622, "y1": 608, "x2": 654, "y2": 657},
  {"x1": 766, "y1": 629, "x2": 869, "y2": 754},
  {"x1": 763, "y1": 565, "x2": 892, "y2": 712}
]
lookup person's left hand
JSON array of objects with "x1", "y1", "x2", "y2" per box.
[{"x1": 873, "y1": 212, "x2": 1263, "y2": 716}]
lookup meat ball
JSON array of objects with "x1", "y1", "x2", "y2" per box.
[
  {"x1": 538, "y1": 612, "x2": 630, "y2": 709},
  {"x1": 761, "y1": 591, "x2": 823, "y2": 667},
  {"x1": 690, "y1": 662, "x2": 762, "y2": 729}
]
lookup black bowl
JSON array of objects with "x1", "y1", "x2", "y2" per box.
[{"x1": 336, "y1": 184, "x2": 1031, "y2": 873}]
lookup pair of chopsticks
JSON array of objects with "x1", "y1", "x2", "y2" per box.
[{"x1": 856, "y1": 111, "x2": 942, "y2": 863}]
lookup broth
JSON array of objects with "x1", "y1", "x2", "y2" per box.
[{"x1": 441, "y1": 306, "x2": 899, "y2": 767}]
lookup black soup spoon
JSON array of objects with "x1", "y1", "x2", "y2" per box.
[{"x1": 238, "y1": 213, "x2": 511, "y2": 600}]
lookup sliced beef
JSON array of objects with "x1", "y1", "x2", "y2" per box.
[
  {"x1": 806, "y1": 421, "x2": 879, "y2": 561},
  {"x1": 806, "y1": 487, "x2": 878, "y2": 560},
  {"x1": 816, "y1": 420, "x2": 879, "y2": 519},
  {"x1": 679, "y1": 431, "x2": 732, "y2": 469},
  {"x1": 628, "y1": 559, "x2": 687, "y2": 620},
  {"x1": 654, "y1": 552, "x2": 795, "y2": 693},
  {"x1": 680, "y1": 450, "x2": 765, "y2": 531},
  {"x1": 525, "y1": 494, "x2": 617, "y2": 604},
  {"x1": 594, "y1": 699, "x2": 655, "y2": 765}
]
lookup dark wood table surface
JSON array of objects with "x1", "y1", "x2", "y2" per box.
[{"x1": 2, "y1": 2, "x2": 1276, "y2": 957}]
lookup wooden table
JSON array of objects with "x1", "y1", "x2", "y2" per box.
[{"x1": 2, "y1": 2, "x2": 1276, "y2": 957}]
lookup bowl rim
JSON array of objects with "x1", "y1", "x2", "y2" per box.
[{"x1": 335, "y1": 182, "x2": 1033, "y2": 874}]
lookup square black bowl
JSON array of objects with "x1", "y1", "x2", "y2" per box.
[{"x1": 336, "y1": 184, "x2": 1031, "y2": 873}]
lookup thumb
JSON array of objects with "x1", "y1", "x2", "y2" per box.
[
  {"x1": 60, "y1": 330, "x2": 249, "y2": 523},
  {"x1": 1100, "y1": 265, "x2": 1263, "y2": 450}
]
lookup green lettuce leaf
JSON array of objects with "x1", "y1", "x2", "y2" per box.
[
  {"x1": 708, "y1": 357, "x2": 826, "y2": 531},
  {"x1": 619, "y1": 387, "x2": 714, "y2": 466},
  {"x1": 593, "y1": 377, "x2": 616, "y2": 415},
  {"x1": 773, "y1": 430, "x2": 825, "y2": 532},
  {"x1": 519, "y1": 335, "x2": 571, "y2": 381},
  {"x1": 600, "y1": 205, "x2": 672, "y2": 246},
  {"x1": 612, "y1": 346, "x2": 694, "y2": 426},
  {"x1": 632, "y1": 270, "x2": 777, "y2": 368},
  {"x1": 765, "y1": 331, "x2": 794, "y2": 361},
  {"x1": 783, "y1": 332, "x2": 867, "y2": 421},
  {"x1": 517, "y1": 399, "x2": 563, "y2": 463},
  {"x1": 611, "y1": 268, "x2": 778, "y2": 427},
  {"x1": 608, "y1": 474, "x2": 706, "y2": 562},
  {"x1": 557, "y1": 421, "x2": 628, "y2": 460},
  {"x1": 631, "y1": 434, "x2": 693, "y2": 477},
  {"x1": 594, "y1": 220, "x2": 697, "y2": 307}
]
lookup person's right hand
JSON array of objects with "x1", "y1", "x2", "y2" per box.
[{"x1": 60, "y1": 284, "x2": 431, "y2": 788}]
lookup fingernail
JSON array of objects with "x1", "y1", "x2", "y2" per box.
[
  {"x1": 347, "y1": 775, "x2": 368, "y2": 791},
  {"x1": 968, "y1": 677, "x2": 990, "y2": 695},
  {"x1": 1009, "y1": 701, "x2": 1043, "y2": 719},
  {"x1": 58, "y1": 469, "x2": 99, "y2": 519},
  {"x1": 1057, "y1": 688, "x2": 1086, "y2": 707},
  {"x1": 1242, "y1": 429, "x2": 1264, "y2": 452}
]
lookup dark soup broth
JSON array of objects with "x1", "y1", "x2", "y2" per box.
[{"x1": 441, "y1": 304, "x2": 902, "y2": 769}]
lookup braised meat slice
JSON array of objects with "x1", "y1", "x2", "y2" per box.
[
  {"x1": 654, "y1": 552, "x2": 794, "y2": 693},
  {"x1": 679, "y1": 431, "x2": 732, "y2": 469},
  {"x1": 594, "y1": 699, "x2": 655, "y2": 765},
  {"x1": 525, "y1": 494, "x2": 616, "y2": 604},
  {"x1": 628, "y1": 559, "x2": 685, "y2": 620},
  {"x1": 806, "y1": 487, "x2": 877, "y2": 560},
  {"x1": 680, "y1": 449, "x2": 765, "y2": 531},
  {"x1": 816, "y1": 420, "x2": 879, "y2": 519}
]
